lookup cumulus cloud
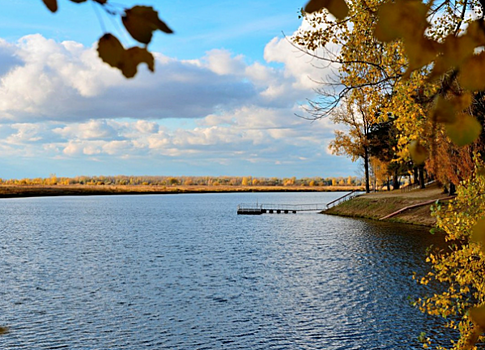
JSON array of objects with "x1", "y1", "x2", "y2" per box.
[
  {"x1": 264, "y1": 21, "x2": 342, "y2": 92},
  {"x1": 0, "y1": 28, "x2": 355, "y2": 178},
  {"x1": 0, "y1": 32, "x2": 330, "y2": 123}
]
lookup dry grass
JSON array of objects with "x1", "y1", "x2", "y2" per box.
[
  {"x1": 0, "y1": 184, "x2": 363, "y2": 198},
  {"x1": 325, "y1": 183, "x2": 451, "y2": 226}
]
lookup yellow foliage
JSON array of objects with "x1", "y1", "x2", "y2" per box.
[
  {"x1": 419, "y1": 160, "x2": 485, "y2": 348},
  {"x1": 305, "y1": 0, "x2": 349, "y2": 20}
]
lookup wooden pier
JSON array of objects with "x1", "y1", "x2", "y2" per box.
[{"x1": 237, "y1": 191, "x2": 361, "y2": 215}]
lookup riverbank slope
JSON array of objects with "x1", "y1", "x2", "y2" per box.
[{"x1": 324, "y1": 184, "x2": 451, "y2": 226}]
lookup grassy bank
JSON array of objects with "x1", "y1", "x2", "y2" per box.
[
  {"x1": 0, "y1": 184, "x2": 363, "y2": 198},
  {"x1": 324, "y1": 184, "x2": 452, "y2": 226}
]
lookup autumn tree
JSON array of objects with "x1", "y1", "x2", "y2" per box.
[
  {"x1": 329, "y1": 91, "x2": 376, "y2": 192},
  {"x1": 241, "y1": 177, "x2": 250, "y2": 186},
  {"x1": 295, "y1": 0, "x2": 410, "y2": 193},
  {"x1": 367, "y1": 114, "x2": 414, "y2": 190},
  {"x1": 295, "y1": 0, "x2": 402, "y2": 119},
  {"x1": 302, "y1": 0, "x2": 485, "y2": 345},
  {"x1": 297, "y1": 0, "x2": 483, "y2": 193}
]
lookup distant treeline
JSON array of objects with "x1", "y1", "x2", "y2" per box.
[{"x1": 0, "y1": 175, "x2": 363, "y2": 187}]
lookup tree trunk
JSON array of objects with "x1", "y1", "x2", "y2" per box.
[
  {"x1": 386, "y1": 177, "x2": 391, "y2": 191},
  {"x1": 449, "y1": 182, "x2": 456, "y2": 196},
  {"x1": 419, "y1": 165, "x2": 425, "y2": 189},
  {"x1": 364, "y1": 147, "x2": 370, "y2": 193},
  {"x1": 392, "y1": 168, "x2": 400, "y2": 190},
  {"x1": 413, "y1": 167, "x2": 419, "y2": 185}
]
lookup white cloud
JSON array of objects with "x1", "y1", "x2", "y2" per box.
[
  {"x1": 263, "y1": 21, "x2": 342, "y2": 91},
  {"x1": 202, "y1": 49, "x2": 247, "y2": 76},
  {"x1": 54, "y1": 120, "x2": 121, "y2": 141},
  {"x1": 0, "y1": 27, "x2": 356, "y2": 178}
]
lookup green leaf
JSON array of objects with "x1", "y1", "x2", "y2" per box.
[
  {"x1": 408, "y1": 140, "x2": 427, "y2": 165},
  {"x1": 445, "y1": 113, "x2": 482, "y2": 147},
  {"x1": 122, "y1": 6, "x2": 173, "y2": 45},
  {"x1": 304, "y1": 0, "x2": 349, "y2": 20},
  {"x1": 42, "y1": 0, "x2": 58, "y2": 12}
]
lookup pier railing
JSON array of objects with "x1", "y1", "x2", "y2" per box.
[
  {"x1": 400, "y1": 180, "x2": 436, "y2": 192},
  {"x1": 237, "y1": 191, "x2": 363, "y2": 215},
  {"x1": 325, "y1": 190, "x2": 361, "y2": 210},
  {"x1": 237, "y1": 203, "x2": 326, "y2": 212},
  {"x1": 237, "y1": 203, "x2": 331, "y2": 214}
]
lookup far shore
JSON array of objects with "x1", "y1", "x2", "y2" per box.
[{"x1": 0, "y1": 184, "x2": 364, "y2": 199}]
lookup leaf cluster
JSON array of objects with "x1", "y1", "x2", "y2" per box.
[
  {"x1": 301, "y1": 0, "x2": 485, "y2": 346},
  {"x1": 42, "y1": 0, "x2": 173, "y2": 78}
]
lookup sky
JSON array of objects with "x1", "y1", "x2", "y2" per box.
[{"x1": 0, "y1": 0, "x2": 358, "y2": 179}]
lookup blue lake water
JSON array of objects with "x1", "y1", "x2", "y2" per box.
[{"x1": 0, "y1": 192, "x2": 448, "y2": 349}]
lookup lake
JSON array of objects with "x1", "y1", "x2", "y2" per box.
[{"x1": 0, "y1": 191, "x2": 448, "y2": 349}]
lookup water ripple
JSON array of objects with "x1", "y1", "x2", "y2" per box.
[{"x1": 0, "y1": 192, "x2": 450, "y2": 349}]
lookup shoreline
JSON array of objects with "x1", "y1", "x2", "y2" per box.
[
  {"x1": 323, "y1": 184, "x2": 451, "y2": 227},
  {"x1": 0, "y1": 184, "x2": 363, "y2": 199},
  {"x1": 0, "y1": 184, "x2": 444, "y2": 227}
]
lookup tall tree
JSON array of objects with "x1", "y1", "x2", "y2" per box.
[
  {"x1": 329, "y1": 91, "x2": 375, "y2": 192},
  {"x1": 295, "y1": 0, "x2": 419, "y2": 191}
]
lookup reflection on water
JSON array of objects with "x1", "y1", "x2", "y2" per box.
[{"x1": 0, "y1": 192, "x2": 448, "y2": 349}]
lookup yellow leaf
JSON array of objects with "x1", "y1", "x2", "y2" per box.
[
  {"x1": 477, "y1": 167, "x2": 485, "y2": 177},
  {"x1": 470, "y1": 305, "x2": 485, "y2": 329},
  {"x1": 0, "y1": 326, "x2": 9, "y2": 335},
  {"x1": 42, "y1": 0, "x2": 58, "y2": 12},
  {"x1": 454, "y1": 92, "x2": 473, "y2": 111},
  {"x1": 431, "y1": 93, "x2": 472, "y2": 124},
  {"x1": 122, "y1": 6, "x2": 173, "y2": 45},
  {"x1": 408, "y1": 140, "x2": 427, "y2": 165},
  {"x1": 374, "y1": 0, "x2": 429, "y2": 43},
  {"x1": 304, "y1": 0, "x2": 349, "y2": 20},
  {"x1": 403, "y1": 37, "x2": 439, "y2": 76},
  {"x1": 97, "y1": 34, "x2": 125, "y2": 69},
  {"x1": 471, "y1": 218, "x2": 485, "y2": 253},
  {"x1": 464, "y1": 325, "x2": 482, "y2": 350},
  {"x1": 445, "y1": 113, "x2": 482, "y2": 146},
  {"x1": 458, "y1": 52, "x2": 485, "y2": 91},
  {"x1": 121, "y1": 47, "x2": 155, "y2": 78},
  {"x1": 431, "y1": 96, "x2": 456, "y2": 123},
  {"x1": 430, "y1": 22, "x2": 485, "y2": 80}
]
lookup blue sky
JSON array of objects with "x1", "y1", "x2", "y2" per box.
[{"x1": 0, "y1": 0, "x2": 358, "y2": 179}]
